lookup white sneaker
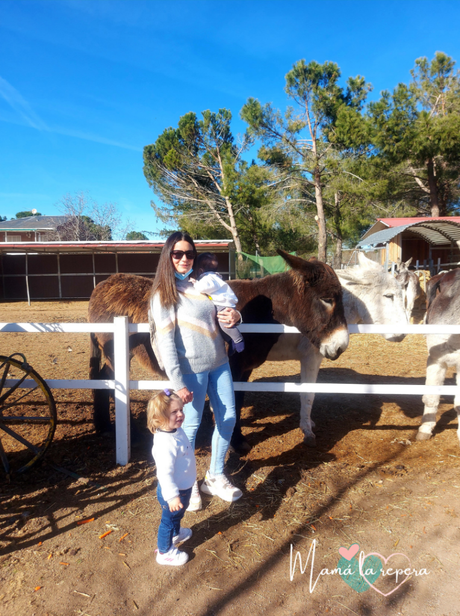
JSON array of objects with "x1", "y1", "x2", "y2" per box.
[
  {"x1": 156, "y1": 546, "x2": 188, "y2": 566},
  {"x1": 186, "y1": 481, "x2": 202, "y2": 512},
  {"x1": 200, "y1": 472, "x2": 242, "y2": 502},
  {"x1": 172, "y1": 528, "x2": 192, "y2": 545}
]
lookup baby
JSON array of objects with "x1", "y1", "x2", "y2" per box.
[{"x1": 194, "y1": 252, "x2": 244, "y2": 353}]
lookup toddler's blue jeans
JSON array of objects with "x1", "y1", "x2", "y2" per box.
[{"x1": 157, "y1": 483, "x2": 192, "y2": 553}]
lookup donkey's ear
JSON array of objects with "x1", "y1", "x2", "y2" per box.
[
  {"x1": 338, "y1": 269, "x2": 371, "y2": 286},
  {"x1": 357, "y1": 252, "x2": 382, "y2": 270},
  {"x1": 277, "y1": 249, "x2": 317, "y2": 271},
  {"x1": 404, "y1": 257, "x2": 413, "y2": 268}
]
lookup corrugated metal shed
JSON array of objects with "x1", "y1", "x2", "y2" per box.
[
  {"x1": 358, "y1": 220, "x2": 460, "y2": 248},
  {"x1": 0, "y1": 239, "x2": 236, "y2": 302},
  {"x1": 357, "y1": 225, "x2": 414, "y2": 248},
  {"x1": 360, "y1": 216, "x2": 460, "y2": 240}
]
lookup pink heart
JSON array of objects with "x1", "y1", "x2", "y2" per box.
[
  {"x1": 359, "y1": 551, "x2": 412, "y2": 597},
  {"x1": 338, "y1": 543, "x2": 360, "y2": 560}
]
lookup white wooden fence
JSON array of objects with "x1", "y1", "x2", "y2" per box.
[{"x1": 2, "y1": 319, "x2": 460, "y2": 466}]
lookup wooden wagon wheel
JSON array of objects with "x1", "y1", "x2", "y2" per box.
[{"x1": 0, "y1": 354, "x2": 57, "y2": 478}]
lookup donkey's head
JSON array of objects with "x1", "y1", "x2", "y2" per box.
[
  {"x1": 394, "y1": 257, "x2": 413, "y2": 288},
  {"x1": 338, "y1": 253, "x2": 407, "y2": 341},
  {"x1": 276, "y1": 250, "x2": 349, "y2": 360}
]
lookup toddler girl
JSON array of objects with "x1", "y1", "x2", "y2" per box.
[{"x1": 147, "y1": 388, "x2": 197, "y2": 566}]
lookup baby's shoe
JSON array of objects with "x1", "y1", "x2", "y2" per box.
[
  {"x1": 232, "y1": 340, "x2": 245, "y2": 353},
  {"x1": 156, "y1": 546, "x2": 188, "y2": 566}
]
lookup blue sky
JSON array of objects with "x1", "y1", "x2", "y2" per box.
[{"x1": 1, "y1": 0, "x2": 460, "y2": 238}]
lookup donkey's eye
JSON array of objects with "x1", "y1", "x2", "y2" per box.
[
  {"x1": 384, "y1": 293, "x2": 394, "y2": 300},
  {"x1": 321, "y1": 298, "x2": 333, "y2": 308}
]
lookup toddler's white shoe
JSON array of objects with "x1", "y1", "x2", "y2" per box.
[
  {"x1": 156, "y1": 546, "x2": 188, "y2": 566},
  {"x1": 172, "y1": 528, "x2": 192, "y2": 545},
  {"x1": 200, "y1": 472, "x2": 242, "y2": 502},
  {"x1": 186, "y1": 481, "x2": 202, "y2": 511}
]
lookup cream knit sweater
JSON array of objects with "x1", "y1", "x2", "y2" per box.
[{"x1": 149, "y1": 278, "x2": 228, "y2": 390}]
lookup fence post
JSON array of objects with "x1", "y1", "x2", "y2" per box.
[{"x1": 113, "y1": 316, "x2": 131, "y2": 465}]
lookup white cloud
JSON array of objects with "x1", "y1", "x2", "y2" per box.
[
  {"x1": 0, "y1": 75, "x2": 49, "y2": 131},
  {"x1": 0, "y1": 76, "x2": 141, "y2": 151},
  {"x1": 46, "y1": 124, "x2": 142, "y2": 151}
]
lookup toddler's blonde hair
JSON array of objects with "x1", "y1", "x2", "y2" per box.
[{"x1": 147, "y1": 389, "x2": 182, "y2": 433}]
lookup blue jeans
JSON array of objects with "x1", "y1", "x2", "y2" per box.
[
  {"x1": 182, "y1": 361, "x2": 236, "y2": 476},
  {"x1": 157, "y1": 483, "x2": 192, "y2": 553}
]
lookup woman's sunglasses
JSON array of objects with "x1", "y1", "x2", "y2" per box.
[{"x1": 170, "y1": 250, "x2": 196, "y2": 260}]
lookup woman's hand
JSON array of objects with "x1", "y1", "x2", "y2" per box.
[
  {"x1": 168, "y1": 496, "x2": 183, "y2": 512},
  {"x1": 176, "y1": 387, "x2": 193, "y2": 404},
  {"x1": 217, "y1": 307, "x2": 241, "y2": 328}
]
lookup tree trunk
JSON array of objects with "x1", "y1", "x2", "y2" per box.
[
  {"x1": 427, "y1": 158, "x2": 440, "y2": 217},
  {"x1": 333, "y1": 237, "x2": 342, "y2": 269},
  {"x1": 233, "y1": 233, "x2": 243, "y2": 256},
  {"x1": 247, "y1": 211, "x2": 261, "y2": 255},
  {"x1": 332, "y1": 192, "x2": 342, "y2": 269},
  {"x1": 225, "y1": 197, "x2": 243, "y2": 257},
  {"x1": 314, "y1": 168, "x2": 327, "y2": 261}
]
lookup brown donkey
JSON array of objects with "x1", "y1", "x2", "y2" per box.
[{"x1": 88, "y1": 250, "x2": 349, "y2": 444}]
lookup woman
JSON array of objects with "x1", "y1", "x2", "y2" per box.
[{"x1": 149, "y1": 231, "x2": 242, "y2": 511}]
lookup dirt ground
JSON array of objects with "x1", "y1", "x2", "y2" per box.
[{"x1": 1, "y1": 300, "x2": 460, "y2": 616}]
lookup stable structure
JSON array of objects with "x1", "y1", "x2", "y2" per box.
[
  {"x1": 0, "y1": 239, "x2": 235, "y2": 302},
  {"x1": 356, "y1": 217, "x2": 460, "y2": 271}
]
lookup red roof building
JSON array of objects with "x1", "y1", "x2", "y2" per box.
[{"x1": 358, "y1": 217, "x2": 460, "y2": 270}]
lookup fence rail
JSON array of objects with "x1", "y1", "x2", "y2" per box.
[{"x1": 2, "y1": 320, "x2": 460, "y2": 466}]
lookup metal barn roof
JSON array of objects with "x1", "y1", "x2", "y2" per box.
[
  {"x1": 357, "y1": 220, "x2": 460, "y2": 249},
  {"x1": 0, "y1": 215, "x2": 70, "y2": 230},
  {"x1": 361, "y1": 216, "x2": 460, "y2": 240},
  {"x1": 0, "y1": 239, "x2": 235, "y2": 254}
]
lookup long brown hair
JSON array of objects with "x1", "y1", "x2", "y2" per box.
[{"x1": 151, "y1": 231, "x2": 196, "y2": 309}]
